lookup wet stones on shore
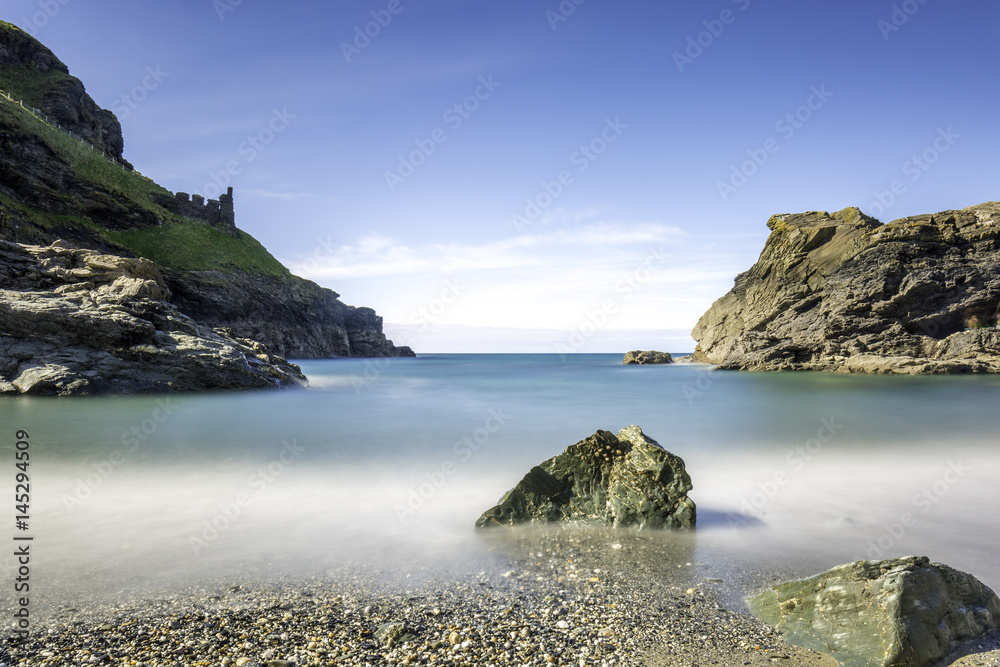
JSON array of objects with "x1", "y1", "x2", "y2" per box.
[{"x1": 2, "y1": 528, "x2": 830, "y2": 667}]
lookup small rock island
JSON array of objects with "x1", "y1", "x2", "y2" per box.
[{"x1": 623, "y1": 350, "x2": 673, "y2": 365}]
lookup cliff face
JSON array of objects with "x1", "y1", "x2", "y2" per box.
[
  {"x1": 164, "y1": 269, "x2": 412, "y2": 358},
  {"x1": 0, "y1": 20, "x2": 412, "y2": 363},
  {"x1": 0, "y1": 20, "x2": 127, "y2": 165},
  {"x1": 692, "y1": 202, "x2": 1000, "y2": 374},
  {"x1": 0, "y1": 239, "x2": 307, "y2": 395}
]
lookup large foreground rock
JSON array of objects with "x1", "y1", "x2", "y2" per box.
[
  {"x1": 747, "y1": 556, "x2": 1000, "y2": 667},
  {"x1": 692, "y1": 201, "x2": 1000, "y2": 373},
  {"x1": 623, "y1": 350, "x2": 673, "y2": 365},
  {"x1": 0, "y1": 240, "x2": 306, "y2": 395},
  {"x1": 475, "y1": 425, "x2": 695, "y2": 529}
]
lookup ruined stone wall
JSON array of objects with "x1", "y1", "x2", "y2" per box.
[{"x1": 153, "y1": 187, "x2": 237, "y2": 235}]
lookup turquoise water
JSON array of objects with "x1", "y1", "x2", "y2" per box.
[{"x1": 5, "y1": 354, "x2": 1000, "y2": 604}]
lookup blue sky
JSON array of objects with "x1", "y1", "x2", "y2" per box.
[{"x1": 6, "y1": 0, "x2": 999, "y2": 352}]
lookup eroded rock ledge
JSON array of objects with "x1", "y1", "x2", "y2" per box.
[
  {"x1": 0, "y1": 240, "x2": 306, "y2": 395},
  {"x1": 692, "y1": 201, "x2": 1000, "y2": 373}
]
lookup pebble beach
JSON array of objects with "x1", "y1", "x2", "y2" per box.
[{"x1": 2, "y1": 528, "x2": 843, "y2": 667}]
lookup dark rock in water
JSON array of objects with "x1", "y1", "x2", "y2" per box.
[
  {"x1": 747, "y1": 556, "x2": 1000, "y2": 667},
  {"x1": 692, "y1": 201, "x2": 1000, "y2": 373},
  {"x1": 0, "y1": 239, "x2": 307, "y2": 395},
  {"x1": 475, "y1": 425, "x2": 695, "y2": 530},
  {"x1": 623, "y1": 350, "x2": 673, "y2": 365}
]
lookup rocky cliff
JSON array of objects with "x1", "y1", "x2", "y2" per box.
[
  {"x1": 692, "y1": 202, "x2": 1000, "y2": 374},
  {"x1": 0, "y1": 20, "x2": 412, "y2": 364},
  {"x1": 0, "y1": 20, "x2": 127, "y2": 166},
  {"x1": 164, "y1": 269, "x2": 411, "y2": 358},
  {"x1": 0, "y1": 239, "x2": 306, "y2": 395}
]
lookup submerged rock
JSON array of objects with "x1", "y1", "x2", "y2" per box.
[
  {"x1": 747, "y1": 556, "x2": 1000, "y2": 667},
  {"x1": 692, "y1": 201, "x2": 1000, "y2": 373},
  {"x1": 0, "y1": 239, "x2": 307, "y2": 395},
  {"x1": 475, "y1": 425, "x2": 695, "y2": 529},
  {"x1": 623, "y1": 350, "x2": 673, "y2": 365}
]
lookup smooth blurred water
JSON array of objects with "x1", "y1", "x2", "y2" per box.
[{"x1": 4, "y1": 353, "x2": 1000, "y2": 608}]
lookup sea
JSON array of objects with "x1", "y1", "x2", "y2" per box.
[{"x1": 6, "y1": 353, "x2": 1000, "y2": 611}]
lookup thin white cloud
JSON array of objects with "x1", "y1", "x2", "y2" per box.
[
  {"x1": 285, "y1": 221, "x2": 686, "y2": 280},
  {"x1": 242, "y1": 188, "x2": 317, "y2": 202}
]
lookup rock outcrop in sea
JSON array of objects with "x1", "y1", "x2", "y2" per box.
[
  {"x1": 476, "y1": 425, "x2": 695, "y2": 530},
  {"x1": 0, "y1": 239, "x2": 306, "y2": 394},
  {"x1": 747, "y1": 556, "x2": 1000, "y2": 667},
  {"x1": 623, "y1": 350, "x2": 673, "y2": 365},
  {"x1": 692, "y1": 202, "x2": 1000, "y2": 373}
]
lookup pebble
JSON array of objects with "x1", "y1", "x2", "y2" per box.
[{"x1": 1, "y1": 527, "x2": 824, "y2": 667}]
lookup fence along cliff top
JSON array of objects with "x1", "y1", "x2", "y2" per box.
[{"x1": 1, "y1": 86, "x2": 237, "y2": 234}]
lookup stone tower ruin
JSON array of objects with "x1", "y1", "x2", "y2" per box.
[{"x1": 156, "y1": 187, "x2": 237, "y2": 235}]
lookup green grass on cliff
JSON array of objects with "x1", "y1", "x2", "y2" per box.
[
  {"x1": 103, "y1": 223, "x2": 289, "y2": 276},
  {"x1": 0, "y1": 99, "x2": 170, "y2": 206},
  {"x1": 0, "y1": 63, "x2": 74, "y2": 111},
  {"x1": 0, "y1": 93, "x2": 289, "y2": 277}
]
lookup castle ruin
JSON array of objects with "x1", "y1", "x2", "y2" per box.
[{"x1": 154, "y1": 187, "x2": 237, "y2": 235}]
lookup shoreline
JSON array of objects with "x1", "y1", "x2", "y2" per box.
[
  {"x1": 5, "y1": 528, "x2": 842, "y2": 667},
  {"x1": 8, "y1": 527, "x2": 1000, "y2": 665}
]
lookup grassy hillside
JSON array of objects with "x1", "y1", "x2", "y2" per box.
[
  {"x1": 0, "y1": 61, "x2": 74, "y2": 110},
  {"x1": 0, "y1": 82, "x2": 289, "y2": 277}
]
